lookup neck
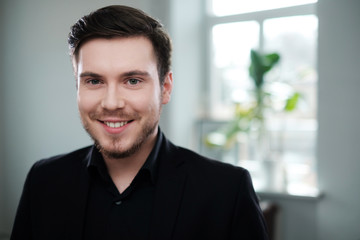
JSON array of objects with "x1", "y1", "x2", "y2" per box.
[{"x1": 103, "y1": 128, "x2": 158, "y2": 193}]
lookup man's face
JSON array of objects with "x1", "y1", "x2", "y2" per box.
[{"x1": 75, "y1": 37, "x2": 172, "y2": 159}]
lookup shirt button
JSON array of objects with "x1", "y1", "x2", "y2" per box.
[{"x1": 115, "y1": 200, "x2": 122, "y2": 205}]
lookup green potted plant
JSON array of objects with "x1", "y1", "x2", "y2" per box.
[{"x1": 205, "y1": 49, "x2": 300, "y2": 159}]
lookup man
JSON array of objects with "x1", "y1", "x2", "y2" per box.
[{"x1": 11, "y1": 5, "x2": 269, "y2": 240}]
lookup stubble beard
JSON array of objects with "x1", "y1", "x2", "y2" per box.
[
  {"x1": 94, "y1": 119, "x2": 158, "y2": 159},
  {"x1": 81, "y1": 109, "x2": 160, "y2": 160}
]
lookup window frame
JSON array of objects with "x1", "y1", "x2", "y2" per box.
[
  {"x1": 201, "y1": 2, "x2": 319, "y2": 195},
  {"x1": 204, "y1": 3, "x2": 317, "y2": 118}
]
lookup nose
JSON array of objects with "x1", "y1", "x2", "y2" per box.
[{"x1": 101, "y1": 84, "x2": 125, "y2": 110}]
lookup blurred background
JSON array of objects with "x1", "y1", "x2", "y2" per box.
[{"x1": 0, "y1": 0, "x2": 359, "y2": 239}]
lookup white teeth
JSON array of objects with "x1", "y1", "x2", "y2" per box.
[{"x1": 105, "y1": 121, "x2": 128, "y2": 128}]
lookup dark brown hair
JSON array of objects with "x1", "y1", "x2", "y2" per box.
[{"x1": 68, "y1": 5, "x2": 172, "y2": 85}]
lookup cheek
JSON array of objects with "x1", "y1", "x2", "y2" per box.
[
  {"x1": 135, "y1": 95, "x2": 160, "y2": 117},
  {"x1": 130, "y1": 85, "x2": 162, "y2": 110},
  {"x1": 77, "y1": 90, "x2": 100, "y2": 114},
  {"x1": 132, "y1": 93, "x2": 156, "y2": 112}
]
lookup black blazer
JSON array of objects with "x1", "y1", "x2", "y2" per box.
[{"x1": 11, "y1": 135, "x2": 269, "y2": 240}]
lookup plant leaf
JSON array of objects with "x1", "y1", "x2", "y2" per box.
[
  {"x1": 284, "y1": 92, "x2": 301, "y2": 111},
  {"x1": 249, "y1": 49, "x2": 264, "y2": 88},
  {"x1": 265, "y1": 53, "x2": 280, "y2": 66}
]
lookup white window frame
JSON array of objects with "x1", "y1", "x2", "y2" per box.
[
  {"x1": 205, "y1": 3, "x2": 317, "y2": 118},
  {"x1": 202, "y1": 2, "x2": 319, "y2": 195}
]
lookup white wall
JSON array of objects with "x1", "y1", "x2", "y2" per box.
[
  {"x1": 0, "y1": 0, "x2": 150, "y2": 235},
  {"x1": 165, "y1": 0, "x2": 205, "y2": 149},
  {"x1": 317, "y1": 0, "x2": 360, "y2": 239},
  {"x1": 149, "y1": 0, "x2": 205, "y2": 149}
]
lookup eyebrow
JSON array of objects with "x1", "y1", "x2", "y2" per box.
[
  {"x1": 79, "y1": 70, "x2": 151, "y2": 79},
  {"x1": 121, "y1": 70, "x2": 150, "y2": 78},
  {"x1": 79, "y1": 72, "x2": 102, "y2": 78}
]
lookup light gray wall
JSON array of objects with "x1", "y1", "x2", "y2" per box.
[
  {"x1": 165, "y1": 0, "x2": 205, "y2": 148},
  {"x1": 317, "y1": 0, "x2": 360, "y2": 239},
  {"x1": 0, "y1": 2, "x2": 7, "y2": 236},
  {"x1": 149, "y1": 0, "x2": 205, "y2": 149},
  {"x1": 0, "y1": 0, "x2": 151, "y2": 235}
]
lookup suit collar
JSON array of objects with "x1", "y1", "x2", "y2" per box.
[
  {"x1": 87, "y1": 129, "x2": 164, "y2": 184},
  {"x1": 149, "y1": 136, "x2": 188, "y2": 240},
  {"x1": 61, "y1": 133, "x2": 188, "y2": 240},
  {"x1": 64, "y1": 148, "x2": 92, "y2": 240}
]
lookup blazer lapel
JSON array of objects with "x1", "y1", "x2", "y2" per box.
[
  {"x1": 64, "y1": 149, "x2": 92, "y2": 240},
  {"x1": 149, "y1": 138, "x2": 188, "y2": 240}
]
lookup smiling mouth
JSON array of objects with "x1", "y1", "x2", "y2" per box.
[{"x1": 102, "y1": 121, "x2": 132, "y2": 128}]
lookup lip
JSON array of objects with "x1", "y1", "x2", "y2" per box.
[{"x1": 98, "y1": 119, "x2": 133, "y2": 134}]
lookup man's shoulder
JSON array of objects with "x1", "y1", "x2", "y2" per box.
[
  {"x1": 167, "y1": 145, "x2": 253, "y2": 195},
  {"x1": 22, "y1": 146, "x2": 94, "y2": 203},
  {"x1": 171, "y1": 144, "x2": 248, "y2": 178},
  {"x1": 31, "y1": 145, "x2": 93, "y2": 173}
]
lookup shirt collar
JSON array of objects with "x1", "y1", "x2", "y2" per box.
[{"x1": 87, "y1": 129, "x2": 163, "y2": 184}]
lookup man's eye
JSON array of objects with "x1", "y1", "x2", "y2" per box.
[
  {"x1": 128, "y1": 79, "x2": 140, "y2": 85},
  {"x1": 87, "y1": 79, "x2": 101, "y2": 85}
]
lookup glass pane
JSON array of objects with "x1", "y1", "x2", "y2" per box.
[
  {"x1": 263, "y1": 15, "x2": 318, "y2": 119},
  {"x1": 210, "y1": 21, "x2": 259, "y2": 118},
  {"x1": 263, "y1": 15, "x2": 318, "y2": 195},
  {"x1": 210, "y1": 0, "x2": 317, "y2": 16}
]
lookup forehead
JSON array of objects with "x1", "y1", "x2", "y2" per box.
[{"x1": 75, "y1": 37, "x2": 157, "y2": 75}]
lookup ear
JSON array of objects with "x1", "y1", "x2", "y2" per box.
[{"x1": 161, "y1": 72, "x2": 173, "y2": 105}]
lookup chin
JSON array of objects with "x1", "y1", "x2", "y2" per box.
[{"x1": 84, "y1": 117, "x2": 159, "y2": 159}]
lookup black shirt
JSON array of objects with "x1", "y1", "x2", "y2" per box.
[{"x1": 83, "y1": 133, "x2": 163, "y2": 240}]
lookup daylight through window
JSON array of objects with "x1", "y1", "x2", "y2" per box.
[{"x1": 201, "y1": 0, "x2": 318, "y2": 196}]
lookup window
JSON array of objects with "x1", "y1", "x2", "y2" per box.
[
  {"x1": 210, "y1": 0, "x2": 317, "y2": 16},
  {"x1": 202, "y1": 0, "x2": 318, "y2": 195}
]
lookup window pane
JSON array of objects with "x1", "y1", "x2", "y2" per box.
[
  {"x1": 264, "y1": 15, "x2": 318, "y2": 119},
  {"x1": 206, "y1": 2, "x2": 319, "y2": 195},
  {"x1": 263, "y1": 15, "x2": 318, "y2": 195},
  {"x1": 210, "y1": 0, "x2": 317, "y2": 16},
  {"x1": 210, "y1": 21, "x2": 259, "y2": 118}
]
